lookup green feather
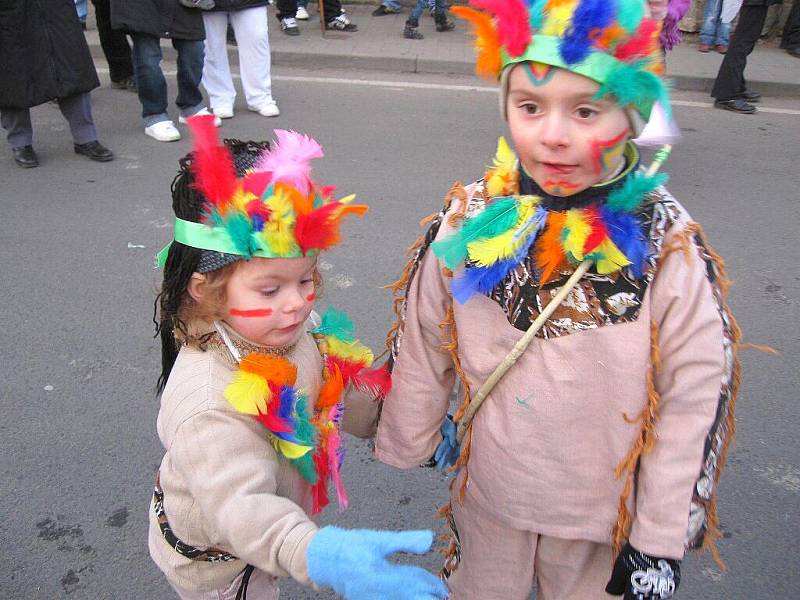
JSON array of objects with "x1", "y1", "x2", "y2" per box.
[
  {"x1": 223, "y1": 212, "x2": 256, "y2": 257},
  {"x1": 432, "y1": 197, "x2": 520, "y2": 269},
  {"x1": 293, "y1": 396, "x2": 318, "y2": 446},
  {"x1": 606, "y1": 171, "x2": 668, "y2": 212},
  {"x1": 311, "y1": 307, "x2": 355, "y2": 342},
  {"x1": 595, "y1": 61, "x2": 668, "y2": 121},
  {"x1": 616, "y1": 0, "x2": 644, "y2": 33},
  {"x1": 290, "y1": 453, "x2": 318, "y2": 484}
]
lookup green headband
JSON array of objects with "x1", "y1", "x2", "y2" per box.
[{"x1": 154, "y1": 218, "x2": 312, "y2": 268}]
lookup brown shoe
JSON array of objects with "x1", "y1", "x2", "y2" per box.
[
  {"x1": 716, "y1": 44, "x2": 728, "y2": 54},
  {"x1": 698, "y1": 43, "x2": 711, "y2": 52}
]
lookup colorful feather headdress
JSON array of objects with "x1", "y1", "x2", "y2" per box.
[
  {"x1": 452, "y1": 0, "x2": 669, "y2": 120},
  {"x1": 156, "y1": 116, "x2": 367, "y2": 267}
]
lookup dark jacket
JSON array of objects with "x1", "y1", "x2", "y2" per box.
[
  {"x1": 743, "y1": 0, "x2": 782, "y2": 6},
  {"x1": 0, "y1": 0, "x2": 100, "y2": 109},
  {"x1": 110, "y1": 0, "x2": 205, "y2": 40},
  {"x1": 209, "y1": 0, "x2": 268, "y2": 11}
]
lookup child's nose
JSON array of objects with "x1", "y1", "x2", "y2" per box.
[
  {"x1": 284, "y1": 288, "x2": 306, "y2": 312},
  {"x1": 539, "y1": 113, "x2": 569, "y2": 149}
]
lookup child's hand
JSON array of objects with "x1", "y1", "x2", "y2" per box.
[
  {"x1": 605, "y1": 543, "x2": 680, "y2": 599},
  {"x1": 433, "y1": 415, "x2": 459, "y2": 472},
  {"x1": 307, "y1": 526, "x2": 449, "y2": 600}
]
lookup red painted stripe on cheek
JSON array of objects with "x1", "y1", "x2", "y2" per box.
[
  {"x1": 306, "y1": 293, "x2": 316, "y2": 302},
  {"x1": 229, "y1": 308, "x2": 273, "y2": 318}
]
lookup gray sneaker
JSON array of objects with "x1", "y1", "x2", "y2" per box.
[
  {"x1": 281, "y1": 16, "x2": 300, "y2": 35},
  {"x1": 326, "y1": 13, "x2": 358, "y2": 31}
]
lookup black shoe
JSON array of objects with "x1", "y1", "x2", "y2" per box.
[
  {"x1": 12, "y1": 145, "x2": 39, "y2": 168},
  {"x1": 110, "y1": 76, "x2": 136, "y2": 91},
  {"x1": 74, "y1": 140, "x2": 114, "y2": 162},
  {"x1": 435, "y1": 15, "x2": 455, "y2": 32},
  {"x1": 372, "y1": 4, "x2": 400, "y2": 16},
  {"x1": 404, "y1": 21, "x2": 423, "y2": 39},
  {"x1": 739, "y1": 89, "x2": 761, "y2": 103},
  {"x1": 714, "y1": 98, "x2": 756, "y2": 114},
  {"x1": 788, "y1": 47, "x2": 800, "y2": 59}
]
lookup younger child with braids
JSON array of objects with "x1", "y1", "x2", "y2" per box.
[
  {"x1": 150, "y1": 117, "x2": 448, "y2": 600},
  {"x1": 376, "y1": 1, "x2": 741, "y2": 599}
]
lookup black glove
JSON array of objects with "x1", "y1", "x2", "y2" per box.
[{"x1": 605, "y1": 543, "x2": 680, "y2": 599}]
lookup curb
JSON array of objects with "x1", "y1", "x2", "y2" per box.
[{"x1": 87, "y1": 43, "x2": 800, "y2": 99}]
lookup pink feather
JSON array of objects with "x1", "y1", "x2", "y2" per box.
[
  {"x1": 325, "y1": 424, "x2": 348, "y2": 509},
  {"x1": 470, "y1": 0, "x2": 532, "y2": 57},
  {"x1": 254, "y1": 129, "x2": 324, "y2": 196}
]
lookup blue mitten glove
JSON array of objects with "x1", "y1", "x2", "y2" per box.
[
  {"x1": 307, "y1": 526, "x2": 449, "y2": 600},
  {"x1": 433, "y1": 415, "x2": 459, "y2": 472}
]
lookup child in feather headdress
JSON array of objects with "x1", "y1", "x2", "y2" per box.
[
  {"x1": 149, "y1": 117, "x2": 448, "y2": 600},
  {"x1": 375, "y1": 1, "x2": 741, "y2": 598}
]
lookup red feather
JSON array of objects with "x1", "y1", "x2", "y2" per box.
[
  {"x1": 353, "y1": 363, "x2": 392, "y2": 398},
  {"x1": 326, "y1": 355, "x2": 370, "y2": 388},
  {"x1": 187, "y1": 115, "x2": 238, "y2": 210},
  {"x1": 583, "y1": 206, "x2": 608, "y2": 253},
  {"x1": 295, "y1": 203, "x2": 368, "y2": 254},
  {"x1": 311, "y1": 450, "x2": 330, "y2": 515},
  {"x1": 614, "y1": 19, "x2": 660, "y2": 61},
  {"x1": 471, "y1": 0, "x2": 532, "y2": 57},
  {"x1": 242, "y1": 171, "x2": 273, "y2": 198}
]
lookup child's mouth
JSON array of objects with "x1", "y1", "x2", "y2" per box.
[
  {"x1": 277, "y1": 323, "x2": 300, "y2": 334},
  {"x1": 541, "y1": 162, "x2": 577, "y2": 175}
]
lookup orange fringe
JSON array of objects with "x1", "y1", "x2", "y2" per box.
[
  {"x1": 446, "y1": 182, "x2": 469, "y2": 227},
  {"x1": 440, "y1": 302, "x2": 473, "y2": 502},
  {"x1": 613, "y1": 221, "x2": 749, "y2": 569},
  {"x1": 612, "y1": 318, "x2": 663, "y2": 555}
]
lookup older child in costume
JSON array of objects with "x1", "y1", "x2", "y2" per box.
[
  {"x1": 150, "y1": 117, "x2": 449, "y2": 600},
  {"x1": 375, "y1": 1, "x2": 741, "y2": 598}
]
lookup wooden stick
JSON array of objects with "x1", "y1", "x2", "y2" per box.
[
  {"x1": 456, "y1": 259, "x2": 592, "y2": 444},
  {"x1": 318, "y1": 0, "x2": 325, "y2": 35}
]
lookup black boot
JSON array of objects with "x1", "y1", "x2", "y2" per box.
[
  {"x1": 404, "y1": 18, "x2": 423, "y2": 39},
  {"x1": 434, "y1": 11, "x2": 455, "y2": 32}
]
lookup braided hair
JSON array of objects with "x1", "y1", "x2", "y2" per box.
[{"x1": 153, "y1": 139, "x2": 271, "y2": 394}]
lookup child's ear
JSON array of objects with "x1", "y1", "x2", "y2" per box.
[{"x1": 187, "y1": 273, "x2": 206, "y2": 303}]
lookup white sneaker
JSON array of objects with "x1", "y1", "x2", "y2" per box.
[
  {"x1": 178, "y1": 107, "x2": 222, "y2": 127},
  {"x1": 281, "y1": 16, "x2": 300, "y2": 35},
  {"x1": 213, "y1": 106, "x2": 234, "y2": 119},
  {"x1": 248, "y1": 101, "x2": 280, "y2": 117},
  {"x1": 144, "y1": 120, "x2": 181, "y2": 142},
  {"x1": 295, "y1": 6, "x2": 309, "y2": 19}
]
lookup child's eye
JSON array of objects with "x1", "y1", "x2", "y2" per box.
[
  {"x1": 261, "y1": 288, "x2": 279, "y2": 297},
  {"x1": 575, "y1": 107, "x2": 598, "y2": 119},
  {"x1": 301, "y1": 278, "x2": 314, "y2": 285},
  {"x1": 520, "y1": 102, "x2": 540, "y2": 115}
]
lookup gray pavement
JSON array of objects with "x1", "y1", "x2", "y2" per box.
[
  {"x1": 82, "y1": 3, "x2": 800, "y2": 98},
  {"x1": 1, "y1": 64, "x2": 799, "y2": 599}
]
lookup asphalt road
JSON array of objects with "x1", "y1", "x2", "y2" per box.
[{"x1": 1, "y1": 65, "x2": 798, "y2": 600}]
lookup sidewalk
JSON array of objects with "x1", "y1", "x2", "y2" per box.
[{"x1": 83, "y1": 3, "x2": 800, "y2": 97}]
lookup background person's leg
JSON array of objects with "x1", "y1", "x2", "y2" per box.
[
  {"x1": 91, "y1": 0, "x2": 134, "y2": 85},
  {"x1": 172, "y1": 39, "x2": 206, "y2": 118},
  {"x1": 231, "y1": 7, "x2": 276, "y2": 113},
  {"x1": 202, "y1": 11, "x2": 236, "y2": 115},
  {"x1": 57, "y1": 92, "x2": 97, "y2": 145},
  {"x1": 1, "y1": 108, "x2": 34, "y2": 149},
  {"x1": 130, "y1": 33, "x2": 170, "y2": 125}
]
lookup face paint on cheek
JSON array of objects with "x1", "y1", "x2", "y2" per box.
[
  {"x1": 523, "y1": 62, "x2": 556, "y2": 87},
  {"x1": 589, "y1": 129, "x2": 630, "y2": 177},
  {"x1": 306, "y1": 292, "x2": 316, "y2": 302},
  {"x1": 229, "y1": 308, "x2": 273, "y2": 318},
  {"x1": 543, "y1": 180, "x2": 580, "y2": 195}
]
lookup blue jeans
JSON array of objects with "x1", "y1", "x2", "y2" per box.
[
  {"x1": 410, "y1": 0, "x2": 443, "y2": 20},
  {"x1": 700, "y1": 0, "x2": 731, "y2": 46},
  {"x1": 74, "y1": 0, "x2": 87, "y2": 23},
  {"x1": 130, "y1": 34, "x2": 205, "y2": 126}
]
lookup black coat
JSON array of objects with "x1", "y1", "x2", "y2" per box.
[
  {"x1": 0, "y1": 0, "x2": 100, "y2": 109},
  {"x1": 210, "y1": 0, "x2": 268, "y2": 11},
  {"x1": 110, "y1": 0, "x2": 205, "y2": 40}
]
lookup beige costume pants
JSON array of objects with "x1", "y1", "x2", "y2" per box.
[
  {"x1": 446, "y1": 485, "x2": 616, "y2": 600},
  {"x1": 169, "y1": 568, "x2": 279, "y2": 600}
]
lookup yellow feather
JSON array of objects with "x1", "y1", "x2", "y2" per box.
[
  {"x1": 326, "y1": 336, "x2": 374, "y2": 366},
  {"x1": 337, "y1": 194, "x2": 356, "y2": 205},
  {"x1": 224, "y1": 371, "x2": 269, "y2": 415},
  {"x1": 562, "y1": 209, "x2": 591, "y2": 261},
  {"x1": 594, "y1": 238, "x2": 632, "y2": 274},
  {"x1": 486, "y1": 137, "x2": 517, "y2": 197},
  {"x1": 541, "y1": 0, "x2": 578, "y2": 37},
  {"x1": 276, "y1": 438, "x2": 314, "y2": 459},
  {"x1": 467, "y1": 200, "x2": 536, "y2": 266},
  {"x1": 262, "y1": 188, "x2": 299, "y2": 255},
  {"x1": 231, "y1": 188, "x2": 256, "y2": 212}
]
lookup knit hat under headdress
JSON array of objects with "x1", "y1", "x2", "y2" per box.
[
  {"x1": 156, "y1": 116, "x2": 367, "y2": 270},
  {"x1": 453, "y1": 0, "x2": 670, "y2": 126}
]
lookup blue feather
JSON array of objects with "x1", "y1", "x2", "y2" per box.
[
  {"x1": 601, "y1": 206, "x2": 648, "y2": 278},
  {"x1": 559, "y1": 0, "x2": 616, "y2": 64}
]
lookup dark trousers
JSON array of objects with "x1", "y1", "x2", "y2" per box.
[
  {"x1": 711, "y1": 5, "x2": 769, "y2": 100},
  {"x1": 130, "y1": 34, "x2": 204, "y2": 125},
  {"x1": 275, "y1": 0, "x2": 342, "y2": 22},
  {"x1": 1, "y1": 92, "x2": 97, "y2": 148},
  {"x1": 781, "y1": 0, "x2": 800, "y2": 49},
  {"x1": 91, "y1": 0, "x2": 134, "y2": 82}
]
